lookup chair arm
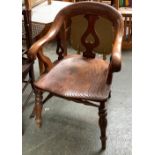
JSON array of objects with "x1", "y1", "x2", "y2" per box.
[
  {"x1": 27, "y1": 16, "x2": 64, "y2": 60},
  {"x1": 110, "y1": 33, "x2": 123, "y2": 73}
]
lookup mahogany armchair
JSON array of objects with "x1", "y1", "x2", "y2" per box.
[{"x1": 28, "y1": 2, "x2": 124, "y2": 150}]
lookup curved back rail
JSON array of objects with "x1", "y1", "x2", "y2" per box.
[{"x1": 28, "y1": 2, "x2": 124, "y2": 73}]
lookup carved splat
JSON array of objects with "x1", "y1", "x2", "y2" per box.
[{"x1": 81, "y1": 14, "x2": 100, "y2": 58}]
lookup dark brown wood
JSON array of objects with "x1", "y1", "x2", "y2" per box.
[
  {"x1": 81, "y1": 14, "x2": 99, "y2": 58},
  {"x1": 37, "y1": 48, "x2": 53, "y2": 73},
  {"x1": 122, "y1": 13, "x2": 132, "y2": 50},
  {"x1": 22, "y1": 6, "x2": 36, "y2": 134},
  {"x1": 98, "y1": 101, "x2": 107, "y2": 150},
  {"x1": 30, "y1": 93, "x2": 53, "y2": 118},
  {"x1": 28, "y1": 2, "x2": 124, "y2": 72},
  {"x1": 111, "y1": 0, "x2": 114, "y2": 5},
  {"x1": 22, "y1": 9, "x2": 32, "y2": 49},
  {"x1": 24, "y1": 0, "x2": 54, "y2": 74},
  {"x1": 34, "y1": 55, "x2": 111, "y2": 101},
  {"x1": 28, "y1": 2, "x2": 124, "y2": 150},
  {"x1": 22, "y1": 8, "x2": 35, "y2": 106},
  {"x1": 113, "y1": 0, "x2": 119, "y2": 9}
]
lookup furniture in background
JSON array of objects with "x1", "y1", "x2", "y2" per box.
[
  {"x1": 114, "y1": 0, "x2": 132, "y2": 9},
  {"x1": 22, "y1": 9, "x2": 35, "y2": 112},
  {"x1": 22, "y1": 55, "x2": 34, "y2": 111},
  {"x1": 114, "y1": 0, "x2": 132, "y2": 50},
  {"x1": 28, "y1": 2, "x2": 124, "y2": 149},
  {"x1": 23, "y1": 0, "x2": 72, "y2": 74},
  {"x1": 65, "y1": 0, "x2": 132, "y2": 50},
  {"x1": 22, "y1": 52, "x2": 34, "y2": 134},
  {"x1": 23, "y1": 0, "x2": 73, "y2": 119},
  {"x1": 64, "y1": 0, "x2": 114, "y2": 4},
  {"x1": 23, "y1": 1, "x2": 52, "y2": 133},
  {"x1": 23, "y1": 0, "x2": 52, "y2": 74}
]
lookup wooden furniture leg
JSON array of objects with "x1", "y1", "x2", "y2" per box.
[
  {"x1": 98, "y1": 101, "x2": 107, "y2": 150},
  {"x1": 35, "y1": 89, "x2": 43, "y2": 128},
  {"x1": 30, "y1": 93, "x2": 53, "y2": 118}
]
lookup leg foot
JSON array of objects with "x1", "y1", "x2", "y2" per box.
[
  {"x1": 35, "y1": 89, "x2": 43, "y2": 128},
  {"x1": 98, "y1": 101, "x2": 107, "y2": 150}
]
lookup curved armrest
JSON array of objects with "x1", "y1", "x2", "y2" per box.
[
  {"x1": 109, "y1": 13, "x2": 124, "y2": 73},
  {"x1": 110, "y1": 34, "x2": 123, "y2": 72},
  {"x1": 27, "y1": 16, "x2": 64, "y2": 60}
]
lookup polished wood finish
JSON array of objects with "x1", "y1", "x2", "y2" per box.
[
  {"x1": 28, "y1": 2, "x2": 124, "y2": 149},
  {"x1": 81, "y1": 14, "x2": 99, "y2": 58},
  {"x1": 99, "y1": 101, "x2": 107, "y2": 149},
  {"x1": 35, "y1": 55, "x2": 110, "y2": 101},
  {"x1": 28, "y1": 3, "x2": 124, "y2": 72}
]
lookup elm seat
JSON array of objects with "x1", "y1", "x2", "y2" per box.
[{"x1": 35, "y1": 55, "x2": 110, "y2": 101}]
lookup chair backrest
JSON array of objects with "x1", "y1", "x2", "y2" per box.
[
  {"x1": 70, "y1": 15, "x2": 114, "y2": 58},
  {"x1": 55, "y1": 2, "x2": 124, "y2": 58}
]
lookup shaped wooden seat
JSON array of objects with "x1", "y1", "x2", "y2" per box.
[
  {"x1": 28, "y1": 2, "x2": 124, "y2": 150},
  {"x1": 35, "y1": 55, "x2": 110, "y2": 101}
]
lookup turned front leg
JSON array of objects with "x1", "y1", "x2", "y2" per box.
[
  {"x1": 98, "y1": 101, "x2": 107, "y2": 150},
  {"x1": 35, "y1": 89, "x2": 43, "y2": 128}
]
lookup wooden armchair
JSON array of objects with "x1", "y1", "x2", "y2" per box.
[{"x1": 28, "y1": 2, "x2": 124, "y2": 150}]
